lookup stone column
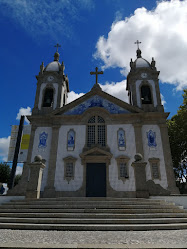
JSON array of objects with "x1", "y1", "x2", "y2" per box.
[
  {"x1": 26, "y1": 155, "x2": 45, "y2": 199},
  {"x1": 159, "y1": 123, "x2": 179, "y2": 194},
  {"x1": 43, "y1": 125, "x2": 60, "y2": 197},
  {"x1": 132, "y1": 160, "x2": 149, "y2": 198}
]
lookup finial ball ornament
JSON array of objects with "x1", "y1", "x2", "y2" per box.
[
  {"x1": 134, "y1": 153, "x2": 143, "y2": 162},
  {"x1": 34, "y1": 155, "x2": 43, "y2": 162}
]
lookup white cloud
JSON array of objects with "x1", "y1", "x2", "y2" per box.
[
  {"x1": 67, "y1": 91, "x2": 85, "y2": 103},
  {"x1": 161, "y1": 93, "x2": 166, "y2": 107},
  {"x1": 16, "y1": 107, "x2": 31, "y2": 124},
  {"x1": 67, "y1": 80, "x2": 129, "y2": 104},
  {"x1": 100, "y1": 80, "x2": 129, "y2": 102},
  {"x1": 95, "y1": 0, "x2": 187, "y2": 90},
  {"x1": 0, "y1": 0, "x2": 94, "y2": 40},
  {"x1": 0, "y1": 136, "x2": 10, "y2": 162}
]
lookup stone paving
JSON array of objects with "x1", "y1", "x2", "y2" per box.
[{"x1": 0, "y1": 229, "x2": 187, "y2": 248}]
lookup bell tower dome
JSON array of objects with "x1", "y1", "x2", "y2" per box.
[
  {"x1": 32, "y1": 44, "x2": 70, "y2": 115},
  {"x1": 126, "y1": 41, "x2": 163, "y2": 112}
]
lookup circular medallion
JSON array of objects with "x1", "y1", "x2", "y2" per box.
[
  {"x1": 141, "y1": 73, "x2": 147, "y2": 78},
  {"x1": 47, "y1": 76, "x2": 54, "y2": 81}
]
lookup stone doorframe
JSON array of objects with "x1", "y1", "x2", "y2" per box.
[{"x1": 80, "y1": 146, "x2": 112, "y2": 197}]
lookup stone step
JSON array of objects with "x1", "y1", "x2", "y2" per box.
[
  {"x1": 1, "y1": 217, "x2": 187, "y2": 224},
  {"x1": 1, "y1": 212, "x2": 187, "y2": 219},
  {"x1": 0, "y1": 208, "x2": 184, "y2": 213},
  {"x1": 1, "y1": 222, "x2": 187, "y2": 231},
  {"x1": 1, "y1": 197, "x2": 186, "y2": 231},
  {"x1": 24, "y1": 197, "x2": 163, "y2": 202},
  {"x1": 7, "y1": 200, "x2": 168, "y2": 205},
  {"x1": 0, "y1": 204, "x2": 178, "y2": 209}
]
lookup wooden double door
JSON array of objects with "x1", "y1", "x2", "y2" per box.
[{"x1": 86, "y1": 163, "x2": 106, "y2": 197}]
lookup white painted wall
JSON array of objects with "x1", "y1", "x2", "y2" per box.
[
  {"x1": 107, "y1": 124, "x2": 136, "y2": 191},
  {"x1": 55, "y1": 125, "x2": 86, "y2": 191},
  {"x1": 31, "y1": 127, "x2": 52, "y2": 191},
  {"x1": 38, "y1": 83, "x2": 58, "y2": 110},
  {"x1": 142, "y1": 125, "x2": 168, "y2": 189},
  {"x1": 136, "y1": 80, "x2": 157, "y2": 108}
]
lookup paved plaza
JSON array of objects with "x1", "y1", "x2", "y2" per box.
[{"x1": 0, "y1": 229, "x2": 187, "y2": 248}]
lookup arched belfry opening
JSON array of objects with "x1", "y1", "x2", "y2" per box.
[
  {"x1": 42, "y1": 88, "x2": 54, "y2": 107},
  {"x1": 141, "y1": 85, "x2": 152, "y2": 104}
]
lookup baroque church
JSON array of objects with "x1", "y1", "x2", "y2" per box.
[{"x1": 10, "y1": 45, "x2": 179, "y2": 198}]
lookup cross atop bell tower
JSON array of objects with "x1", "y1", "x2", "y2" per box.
[
  {"x1": 54, "y1": 43, "x2": 61, "y2": 52},
  {"x1": 54, "y1": 43, "x2": 61, "y2": 62},
  {"x1": 134, "y1": 40, "x2": 142, "y2": 58},
  {"x1": 134, "y1": 40, "x2": 141, "y2": 49}
]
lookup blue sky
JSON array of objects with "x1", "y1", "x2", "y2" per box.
[{"x1": 0, "y1": 0, "x2": 186, "y2": 165}]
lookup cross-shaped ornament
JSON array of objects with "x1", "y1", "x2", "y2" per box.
[
  {"x1": 90, "y1": 67, "x2": 103, "y2": 84},
  {"x1": 54, "y1": 43, "x2": 61, "y2": 52},
  {"x1": 134, "y1": 40, "x2": 141, "y2": 49}
]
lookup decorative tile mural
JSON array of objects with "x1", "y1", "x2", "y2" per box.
[
  {"x1": 117, "y1": 128, "x2": 126, "y2": 150},
  {"x1": 67, "y1": 129, "x2": 75, "y2": 151},
  {"x1": 64, "y1": 95, "x2": 130, "y2": 115},
  {"x1": 147, "y1": 130, "x2": 157, "y2": 148},
  {"x1": 38, "y1": 132, "x2": 48, "y2": 149}
]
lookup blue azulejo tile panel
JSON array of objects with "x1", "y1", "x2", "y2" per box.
[
  {"x1": 64, "y1": 95, "x2": 130, "y2": 115},
  {"x1": 147, "y1": 130, "x2": 157, "y2": 148}
]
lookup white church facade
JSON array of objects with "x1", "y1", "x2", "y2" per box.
[{"x1": 10, "y1": 46, "x2": 178, "y2": 198}]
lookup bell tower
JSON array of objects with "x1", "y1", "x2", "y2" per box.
[
  {"x1": 126, "y1": 41, "x2": 163, "y2": 112},
  {"x1": 32, "y1": 44, "x2": 70, "y2": 115}
]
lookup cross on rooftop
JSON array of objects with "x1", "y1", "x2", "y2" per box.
[
  {"x1": 134, "y1": 40, "x2": 141, "y2": 49},
  {"x1": 54, "y1": 43, "x2": 61, "y2": 52},
  {"x1": 90, "y1": 67, "x2": 103, "y2": 84}
]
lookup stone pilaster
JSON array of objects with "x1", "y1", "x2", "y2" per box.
[
  {"x1": 132, "y1": 161, "x2": 149, "y2": 198},
  {"x1": 43, "y1": 125, "x2": 60, "y2": 197},
  {"x1": 133, "y1": 123, "x2": 144, "y2": 157},
  {"x1": 159, "y1": 123, "x2": 179, "y2": 194},
  {"x1": 26, "y1": 156, "x2": 45, "y2": 199}
]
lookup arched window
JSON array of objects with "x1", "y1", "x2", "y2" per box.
[
  {"x1": 42, "y1": 88, "x2": 54, "y2": 107},
  {"x1": 141, "y1": 85, "x2": 152, "y2": 104},
  {"x1": 87, "y1": 116, "x2": 106, "y2": 147}
]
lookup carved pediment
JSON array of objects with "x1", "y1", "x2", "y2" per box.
[
  {"x1": 80, "y1": 146, "x2": 112, "y2": 165},
  {"x1": 51, "y1": 86, "x2": 144, "y2": 117},
  {"x1": 64, "y1": 95, "x2": 130, "y2": 115}
]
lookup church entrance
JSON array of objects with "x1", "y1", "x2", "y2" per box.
[{"x1": 86, "y1": 163, "x2": 106, "y2": 197}]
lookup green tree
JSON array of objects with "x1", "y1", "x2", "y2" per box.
[
  {"x1": 167, "y1": 89, "x2": 187, "y2": 182},
  {"x1": 0, "y1": 163, "x2": 11, "y2": 183}
]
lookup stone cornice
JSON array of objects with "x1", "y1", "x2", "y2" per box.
[{"x1": 27, "y1": 111, "x2": 169, "y2": 127}]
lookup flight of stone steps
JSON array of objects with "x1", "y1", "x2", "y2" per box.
[{"x1": 0, "y1": 197, "x2": 187, "y2": 231}]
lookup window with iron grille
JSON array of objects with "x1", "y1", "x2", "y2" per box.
[
  {"x1": 119, "y1": 163, "x2": 128, "y2": 178},
  {"x1": 63, "y1": 156, "x2": 77, "y2": 182},
  {"x1": 87, "y1": 116, "x2": 106, "y2": 147},
  {"x1": 65, "y1": 162, "x2": 74, "y2": 178},
  {"x1": 116, "y1": 156, "x2": 130, "y2": 182}
]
